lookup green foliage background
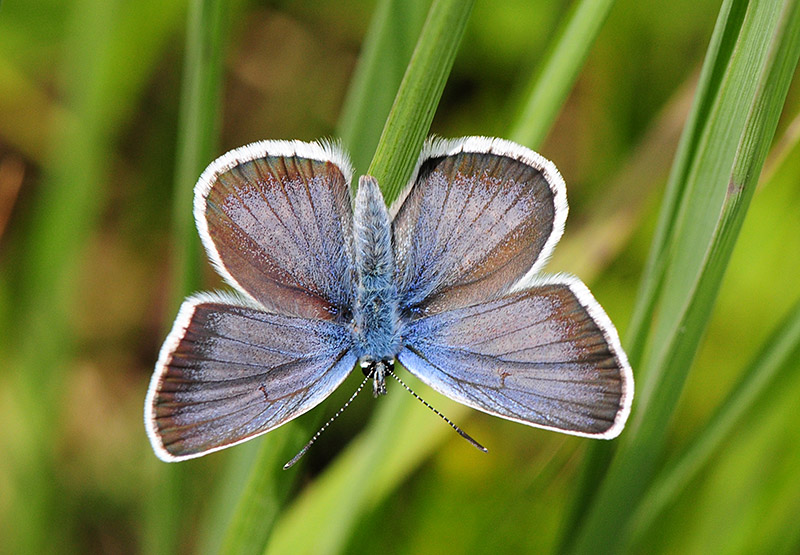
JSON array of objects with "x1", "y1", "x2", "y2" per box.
[{"x1": 0, "y1": 0, "x2": 798, "y2": 553}]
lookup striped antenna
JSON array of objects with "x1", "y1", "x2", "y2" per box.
[
  {"x1": 385, "y1": 368, "x2": 487, "y2": 453},
  {"x1": 283, "y1": 373, "x2": 371, "y2": 470}
]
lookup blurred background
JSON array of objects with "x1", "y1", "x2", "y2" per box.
[{"x1": 1, "y1": 0, "x2": 799, "y2": 553}]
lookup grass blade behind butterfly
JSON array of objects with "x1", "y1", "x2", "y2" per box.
[{"x1": 568, "y1": 1, "x2": 800, "y2": 551}]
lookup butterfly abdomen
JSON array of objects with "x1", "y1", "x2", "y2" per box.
[{"x1": 352, "y1": 176, "x2": 402, "y2": 360}]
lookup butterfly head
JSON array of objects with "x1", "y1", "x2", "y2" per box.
[{"x1": 359, "y1": 356, "x2": 394, "y2": 397}]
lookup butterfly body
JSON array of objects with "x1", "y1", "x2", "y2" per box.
[
  {"x1": 145, "y1": 137, "x2": 633, "y2": 462},
  {"x1": 352, "y1": 175, "x2": 402, "y2": 365}
]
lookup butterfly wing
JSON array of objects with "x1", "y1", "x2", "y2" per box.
[
  {"x1": 392, "y1": 137, "x2": 567, "y2": 315},
  {"x1": 196, "y1": 140, "x2": 356, "y2": 320},
  {"x1": 397, "y1": 277, "x2": 632, "y2": 438},
  {"x1": 145, "y1": 293, "x2": 357, "y2": 461}
]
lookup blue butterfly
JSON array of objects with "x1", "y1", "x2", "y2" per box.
[{"x1": 145, "y1": 137, "x2": 633, "y2": 462}]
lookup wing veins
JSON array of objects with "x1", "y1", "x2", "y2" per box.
[
  {"x1": 405, "y1": 344, "x2": 617, "y2": 411},
  {"x1": 233, "y1": 162, "x2": 312, "y2": 264},
  {"x1": 442, "y1": 176, "x2": 534, "y2": 285},
  {"x1": 159, "y1": 350, "x2": 351, "y2": 441},
  {"x1": 167, "y1": 350, "x2": 334, "y2": 378}
]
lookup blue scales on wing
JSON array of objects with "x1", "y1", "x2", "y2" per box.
[
  {"x1": 392, "y1": 137, "x2": 565, "y2": 316},
  {"x1": 146, "y1": 141, "x2": 361, "y2": 461},
  {"x1": 148, "y1": 296, "x2": 357, "y2": 460},
  {"x1": 398, "y1": 282, "x2": 630, "y2": 437},
  {"x1": 392, "y1": 138, "x2": 631, "y2": 438},
  {"x1": 197, "y1": 141, "x2": 356, "y2": 321}
]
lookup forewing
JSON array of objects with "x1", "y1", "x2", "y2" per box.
[
  {"x1": 196, "y1": 140, "x2": 355, "y2": 320},
  {"x1": 397, "y1": 277, "x2": 633, "y2": 438},
  {"x1": 145, "y1": 293, "x2": 357, "y2": 461},
  {"x1": 392, "y1": 137, "x2": 567, "y2": 315}
]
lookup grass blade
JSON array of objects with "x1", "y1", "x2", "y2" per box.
[
  {"x1": 337, "y1": 0, "x2": 430, "y2": 176},
  {"x1": 265, "y1": 391, "x2": 409, "y2": 555},
  {"x1": 366, "y1": 0, "x2": 475, "y2": 203},
  {"x1": 569, "y1": 1, "x2": 800, "y2": 552},
  {"x1": 15, "y1": 0, "x2": 185, "y2": 398},
  {"x1": 6, "y1": 0, "x2": 185, "y2": 551},
  {"x1": 628, "y1": 299, "x2": 800, "y2": 546},
  {"x1": 170, "y1": 0, "x2": 228, "y2": 302},
  {"x1": 215, "y1": 426, "x2": 306, "y2": 555},
  {"x1": 624, "y1": 0, "x2": 745, "y2": 373},
  {"x1": 142, "y1": 1, "x2": 230, "y2": 553},
  {"x1": 508, "y1": 0, "x2": 616, "y2": 147},
  {"x1": 559, "y1": 0, "x2": 749, "y2": 541}
]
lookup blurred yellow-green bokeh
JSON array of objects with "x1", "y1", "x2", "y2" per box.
[{"x1": 1, "y1": 0, "x2": 798, "y2": 553}]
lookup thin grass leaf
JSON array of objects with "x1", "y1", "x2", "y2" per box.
[
  {"x1": 562, "y1": 5, "x2": 749, "y2": 531},
  {"x1": 673, "y1": 350, "x2": 800, "y2": 553},
  {"x1": 624, "y1": 0, "x2": 747, "y2": 373},
  {"x1": 214, "y1": 425, "x2": 304, "y2": 555},
  {"x1": 170, "y1": 0, "x2": 228, "y2": 303},
  {"x1": 366, "y1": 0, "x2": 475, "y2": 203},
  {"x1": 264, "y1": 391, "x2": 411, "y2": 555},
  {"x1": 560, "y1": 3, "x2": 755, "y2": 542},
  {"x1": 636, "y1": 0, "x2": 800, "y2": 443},
  {"x1": 508, "y1": 0, "x2": 616, "y2": 147},
  {"x1": 628, "y1": 299, "x2": 800, "y2": 547},
  {"x1": 568, "y1": 1, "x2": 800, "y2": 552},
  {"x1": 627, "y1": 110, "x2": 800, "y2": 550},
  {"x1": 142, "y1": 1, "x2": 229, "y2": 553},
  {"x1": 554, "y1": 76, "x2": 697, "y2": 552},
  {"x1": 337, "y1": 0, "x2": 430, "y2": 176}
]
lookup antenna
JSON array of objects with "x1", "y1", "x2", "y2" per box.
[
  {"x1": 283, "y1": 363, "x2": 488, "y2": 469},
  {"x1": 385, "y1": 367, "x2": 487, "y2": 453},
  {"x1": 283, "y1": 373, "x2": 371, "y2": 470}
]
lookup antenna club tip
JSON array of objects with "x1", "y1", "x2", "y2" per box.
[{"x1": 283, "y1": 452, "x2": 304, "y2": 469}]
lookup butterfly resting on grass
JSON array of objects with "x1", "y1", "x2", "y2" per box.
[{"x1": 144, "y1": 136, "x2": 634, "y2": 464}]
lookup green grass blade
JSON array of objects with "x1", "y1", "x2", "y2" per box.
[
  {"x1": 624, "y1": 0, "x2": 745, "y2": 372},
  {"x1": 628, "y1": 299, "x2": 800, "y2": 546},
  {"x1": 508, "y1": 0, "x2": 616, "y2": 147},
  {"x1": 337, "y1": 0, "x2": 430, "y2": 176},
  {"x1": 560, "y1": 3, "x2": 748, "y2": 544},
  {"x1": 170, "y1": 0, "x2": 228, "y2": 303},
  {"x1": 636, "y1": 0, "x2": 800, "y2": 438},
  {"x1": 366, "y1": 0, "x2": 475, "y2": 203},
  {"x1": 264, "y1": 391, "x2": 410, "y2": 555},
  {"x1": 142, "y1": 1, "x2": 229, "y2": 553},
  {"x1": 260, "y1": 1, "x2": 475, "y2": 552},
  {"x1": 214, "y1": 426, "x2": 308, "y2": 555},
  {"x1": 569, "y1": 1, "x2": 800, "y2": 552}
]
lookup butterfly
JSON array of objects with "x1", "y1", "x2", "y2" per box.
[{"x1": 144, "y1": 136, "x2": 633, "y2": 462}]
